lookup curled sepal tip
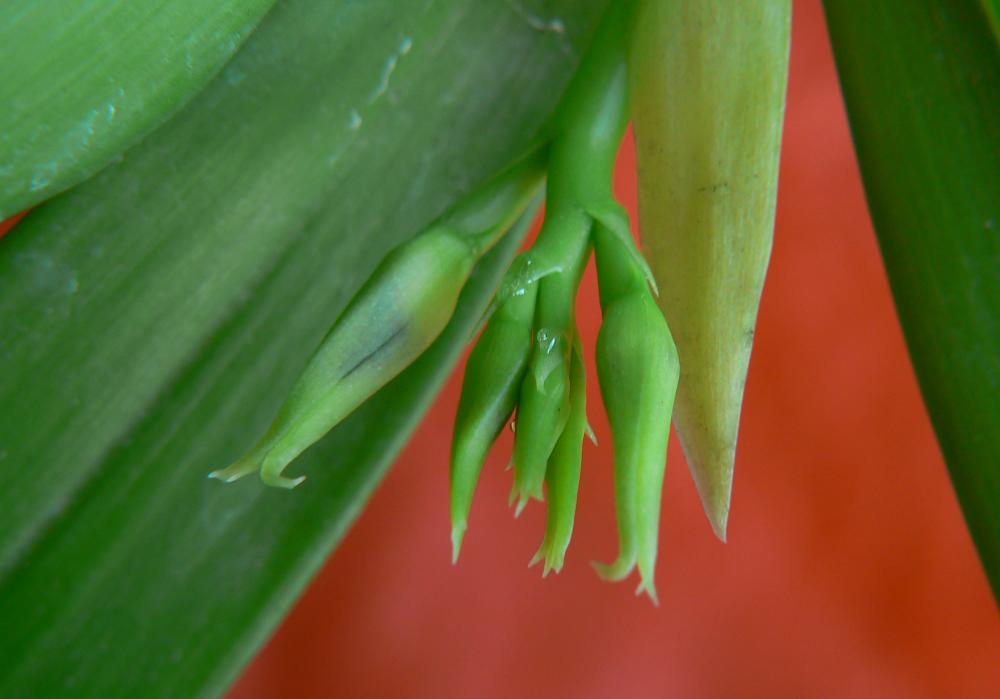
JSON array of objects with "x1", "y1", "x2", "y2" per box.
[
  {"x1": 209, "y1": 448, "x2": 307, "y2": 489},
  {"x1": 591, "y1": 555, "x2": 635, "y2": 583}
]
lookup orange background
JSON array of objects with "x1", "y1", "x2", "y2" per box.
[
  {"x1": 229, "y1": 3, "x2": 998, "y2": 697},
  {"x1": 4, "y1": 2, "x2": 995, "y2": 697}
]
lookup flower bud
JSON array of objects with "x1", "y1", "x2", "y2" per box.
[
  {"x1": 592, "y1": 226, "x2": 679, "y2": 603},
  {"x1": 212, "y1": 226, "x2": 478, "y2": 488},
  {"x1": 451, "y1": 284, "x2": 537, "y2": 561},
  {"x1": 531, "y1": 331, "x2": 587, "y2": 576},
  {"x1": 510, "y1": 327, "x2": 571, "y2": 514},
  {"x1": 507, "y1": 206, "x2": 590, "y2": 515}
]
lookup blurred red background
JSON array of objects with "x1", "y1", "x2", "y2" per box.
[{"x1": 5, "y1": 2, "x2": 994, "y2": 697}]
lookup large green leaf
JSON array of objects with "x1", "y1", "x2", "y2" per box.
[
  {"x1": 824, "y1": 2, "x2": 1000, "y2": 597},
  {"x1": 0, "y1": 0, "x2": 606, "y2": 694},
  {"x1": 0, "y1": 0, "x2": 276, "y2": 218}
]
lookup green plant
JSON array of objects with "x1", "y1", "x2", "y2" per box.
[{"x1": 0, "y1": 0, "x2": 995, "y2": 695}]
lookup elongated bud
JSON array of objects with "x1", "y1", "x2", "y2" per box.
[
  {"x1": 592, "y1": 225, "x2": 679, "y2": 604},
  {"x1": 212, "y1": 227, "x2": 478, "y2": 488},
  {"x1": 630, "y1": 0, "x2": 791, "y2": 539},
  {"x1": 530, "y1": 331, "x2": 587, "y2": 576},
  {"x1": 451, "y1": 284, "x2": 538, "y2": 562},
  {"x1": 507, "y1": 210, "x2": 590, "y2": 515},
  {"x1": 212, "y1": 154, "x2": 544, "y2": 488},
  {"x1": 511, "y1": 327, "x2": 571, "y2": 513}
]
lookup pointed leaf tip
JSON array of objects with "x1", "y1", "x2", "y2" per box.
[
  {"x1": 708, "y1": 505, "x2": 730, "y2": 543},
  {"x1": 513, "y1": 495, "x2": 529, "y2": 518},
  {"x1": 451, "y1": 525, "x2": 466, "y2": 565},
  {"x1": 685, "y1": 445, "x2": 734, "y2": 541}
]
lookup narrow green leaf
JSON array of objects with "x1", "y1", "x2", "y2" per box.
[
  {"x1": 0, "y1": 0, "x2": 276, "y2": 217},
  {"x1": 0, "y1": 0, "x2": 607, "y2": 693},
  {"x1": 981, "y1": 1, "x2": 1000, "y2": 39},
  {"x1": 824, "y1": 1, "x2": 1000, "y2": 597},
  {"x1": 0, "y1": 205, "x2": 537, "y2": 699}
]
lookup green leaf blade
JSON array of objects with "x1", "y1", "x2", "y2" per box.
[
  {"x1": 824, "y1": 0, "x2": 1000, "y2": 597},
  {"x1": 0, "y1": 204, "x2": 538, "y2": 698},
  {"x1": 0, "y1": 0, "x2": 277, "y2": 217}
]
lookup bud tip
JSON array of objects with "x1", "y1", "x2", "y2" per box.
[
  {"x1": 451, "y1": 525, "x2": 466, "y2": 564},
  {"x1": 635, "y1": 580, "x2": 660, "y2": 606},
  {"x1": 591, "y1": 556, "x2": 635, "y2": 582},
  {"x1": 260, "y1": 472, "x2": 306, "y2": 489}
]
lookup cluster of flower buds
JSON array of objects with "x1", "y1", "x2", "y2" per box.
[
  {"x1": 449, "y1": 2, "x2": 679, "y2": 602},
  {"x1": 213, "y1": 0, "x2": 788, "y2": 604}
]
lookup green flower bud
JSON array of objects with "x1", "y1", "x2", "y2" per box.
[
  {"x1": 592, "y1": 225, "x2": 679, "y2": 604},
  {"x1": 509, "y1": 206, "x2": 591, "y2": 514},
  {"x1": 530, "y1": 331, "x2": 587, "y2": 576},
  {"x1": 211, "y1": 154, "x2": 543, "y2": 488},
  {"x1": 511, "y1": 326, "x2": 571, "y2": 513},
  {"x1": 212, "y1": 226, "x2": 479, "y2": 488},
  {"x1": 450, "y1": 283, "x2": 538, "y2": 562}
]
